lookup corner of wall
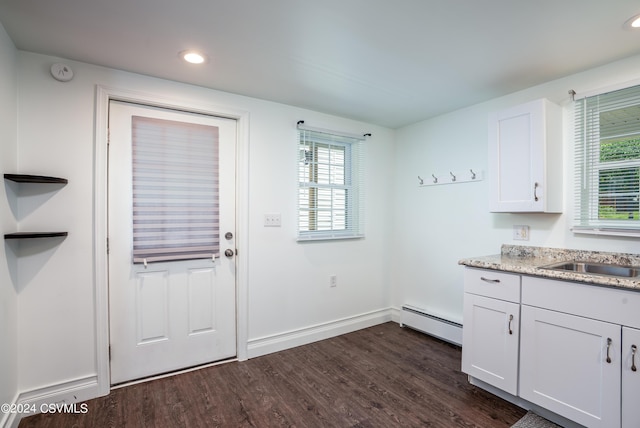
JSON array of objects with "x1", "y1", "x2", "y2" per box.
[{"x1": 0, "y1": 19, "x2": 19, "y2": 428}]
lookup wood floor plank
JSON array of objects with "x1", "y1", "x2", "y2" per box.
[{"x1": 18, "y1": 322, "x2": 526, "y2": 427}]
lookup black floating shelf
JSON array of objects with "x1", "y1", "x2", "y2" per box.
[
  {"x1": 4, "y1": 232, "x2": 68, "y2": 240},
  {"x1": 4, "y1": 174, "x2": 68, "y2": 184}
]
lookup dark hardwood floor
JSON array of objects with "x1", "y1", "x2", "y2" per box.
[{"x1": 19, "y1": 322, "x2": 526, "y2": 427}]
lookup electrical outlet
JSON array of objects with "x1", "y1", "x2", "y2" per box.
[
  {"x1": 264, "y1": 213, "x2": 281, "y2": 227},
  {"x1": 329, "y1": 275, "x2": 337, "y2": 288},
  {"x1": 513, "y1": 225, "x2": 530, "y2": 241}
]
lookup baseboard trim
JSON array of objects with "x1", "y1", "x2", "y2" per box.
[
  {"x1": 390, "y1": 306, "x2": 402, "y2": 323},
  {"x1": 1, "y1": 391, "x2": 19, "y2": 428},
  {"x1": 247, "y1": 308, "x2": 392, "y2": 359},
  {"x1": 9, "y1": 375, "x2": 102, "y2": 428}
]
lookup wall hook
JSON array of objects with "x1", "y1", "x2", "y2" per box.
[{"x1": 419, "y1": 168, "x2": 482, "y2": 187}]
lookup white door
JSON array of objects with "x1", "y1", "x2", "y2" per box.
[
  {"x1": 520, "y1": 305, "x2": 620, "y2": 428},
  {"x1": 461, "y1": 294, "x2": 520, "y2": 395},
  {"x1": 622, "y1": 326, "x2": 640, "y2": 428},
  {"x1": 108, "y1": 101, "x2": 237, "y2": 384},
  {"x1": 488, "y1": 99, "x2": 545, "y2": 212}
]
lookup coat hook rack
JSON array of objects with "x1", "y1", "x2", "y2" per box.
[{"x1": 419, "y1": 168, "x2": 483, "y2": 187}]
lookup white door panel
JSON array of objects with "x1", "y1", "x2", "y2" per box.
[
  {"x1": 520, "y1": 305, "x2": 620, "y2": 428},
  {"x1": 462, "y1": 293, "x2": 520, "y2": 395},
  {"x1": 136, "y1": 269, "x2": 169, "y2": 344},
  {"x1": 622, "y1": 326, "x2": 640, "y2": 428},
  {"x1": 108, "y1": 101, "x2": 237, "y2": 384}
]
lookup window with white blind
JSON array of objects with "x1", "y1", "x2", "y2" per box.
[
  {"x1": 131, "y1": 116, "x2": 220, "y2": 263},
  {"x1": 574, "y1": 84, "x2": 640, "y2": 235},
  {"x1": 297, "y1": 125, "x2": 364, "y2": 241}
]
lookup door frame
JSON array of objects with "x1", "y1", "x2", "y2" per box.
[{"x1": 93, "y1": 85, "x2": 250, "y2": 396}]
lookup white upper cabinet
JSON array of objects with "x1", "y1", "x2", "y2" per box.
[{"x1": 488, "y1": 98, "x2": 563, "y2": 212}]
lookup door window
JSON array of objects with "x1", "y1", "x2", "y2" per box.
[{"x1": 131, "y1": 116, "x2": 220, "y2": 263}]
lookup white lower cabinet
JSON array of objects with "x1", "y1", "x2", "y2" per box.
[
  {"x1": 622, "y1": 327, "x2": 640, "y2": 428},
  {"x1": 519, "y1": 305, "x2": 620, "y2": 428},
  {"x1": 462, "y1": 268, "x2": 640, "y2": 428},
  {"x1": 462, "y1": 294, "x2": 520, "y2": 394},
  {"x1": 462, "y1": 268, "x2": 521, "y2": 395}
]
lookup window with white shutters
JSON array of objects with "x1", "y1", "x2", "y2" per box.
[
  {"x1": 297, "y1": 125, "x2": 364, "y2": 241},
  {"x1": 574, "y1": 84, "x2": 640, "y2": 235}
]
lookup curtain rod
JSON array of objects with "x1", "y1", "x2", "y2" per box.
[
  {"x1": 569, "y1": 76, "x2": 640, "y2": 101},
  {"x1": 297, "y1": 120, "x2": 371, "y2": 140}
]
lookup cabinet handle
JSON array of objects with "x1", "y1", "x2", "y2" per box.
[
  {"x1": 632, "y1": 344, "x2": 638, "y2": 372},
  {"x1": 508, "y1": 314, "x2": 514, "y2": 335},
  {"x1": 480, "y1": 277, "x2": 500, "y2": 284},
  {"x1": 606, "y1": 338, "x2": 613, "y2": 364},
  {"x1": 534, "y1": 182, "x2": 539, "y2": 202}
]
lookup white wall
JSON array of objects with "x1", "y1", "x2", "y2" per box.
[
  {"x1": 391, "y1": 53, "x2": 640, "y2": 325},
  {"x1": 14, "y1": 51, "x2": 395, "y2": 396},
  {"x1": 12, "y1": 31, "x2": 640, "y2": 413},
  {"x1": 0, "y1": 21, "x2": 18, "y2": 425}
]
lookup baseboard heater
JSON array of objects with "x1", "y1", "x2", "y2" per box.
[{"x1": 400, "y1": 305, "x2": 463, "y2": 346}]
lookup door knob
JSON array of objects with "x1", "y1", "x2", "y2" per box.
[
  {"x1": 225, "y1": 232, "x2": 233, "y2": 240},
  {"x1": 224, "y1": 249, "x2": 234, "y2": 258}
]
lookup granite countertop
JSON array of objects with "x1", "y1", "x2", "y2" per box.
[{"x1": 458, "y1": 245, "x2": 640, "y2": 291}]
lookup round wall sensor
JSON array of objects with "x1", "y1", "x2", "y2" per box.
[{"x1": 50, "y1": 63, "x2": 74, "y2": 82}]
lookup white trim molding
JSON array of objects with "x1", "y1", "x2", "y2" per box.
[
  {"x1": 1, "y1": 391, "x2": 19, "y2": 428},
  {"x1": 390, "y1": 306, "x2": 402, "y2": 323},
  {"x1": 7, "y1": 376, "x2": 98, "y2": 428},
  {"x1": 246, "y1": 308, "x2": 393, "y2": 359}
]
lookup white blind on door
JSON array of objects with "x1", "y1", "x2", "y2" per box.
[{"x1": 131, "y1": 116, "x2": 220, "y2": 263}]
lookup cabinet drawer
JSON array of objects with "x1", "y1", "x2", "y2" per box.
[
  {"x1": 522, "y1": 276, "x2": 640, "y2": 329},
  {"x1": 464, "y1": 268, "x2": 520, "y2": 302}
]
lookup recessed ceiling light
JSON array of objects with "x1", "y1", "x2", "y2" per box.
[
  {"x1": 180, "y1": 50, "x2": 207, "y2": 64},
  {"x1": 623, "y1": 13, "x2": 640, "y2": 30}
]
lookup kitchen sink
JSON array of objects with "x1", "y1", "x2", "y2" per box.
[{"x1": 540, "y1": 261, "x2": 640, "y2": 278}]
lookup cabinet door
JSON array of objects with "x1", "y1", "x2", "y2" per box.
[
  {"x1": 488, "y1": 98, "x2": 562, "y2": 213},
  {"x1": 622, "y1": 327, "x2": 640, "y2": 428},
  {"x1": 520, "y1": 305, "x2": 620, "y2": 428},
  {"x1": 462, "y1": 294, "x2": 520, "y2": 395}
]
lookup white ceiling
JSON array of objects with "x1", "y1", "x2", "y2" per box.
[{"x1": 1, "y1": 0, "x2": 640, "y2": 128}]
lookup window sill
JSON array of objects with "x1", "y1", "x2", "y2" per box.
[
  {"x1": 297, "y1": 234, "x2": 364, "y2": 242},
  {"x1": 571, "y1": 227, "x2": 640, "y2": 238}
]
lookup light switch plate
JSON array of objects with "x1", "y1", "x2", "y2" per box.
[{"x1": 264, "y1": 213, "x2": 281, "y2": 227}]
